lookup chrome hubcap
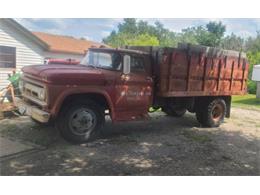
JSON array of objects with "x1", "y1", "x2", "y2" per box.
[{"x1": 69, "y1": 108, "x2": 97, "y2": 135}]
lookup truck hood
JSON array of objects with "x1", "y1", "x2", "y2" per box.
[{"x1": 22, "y1": 64, "x2": 105, "y2": 85}]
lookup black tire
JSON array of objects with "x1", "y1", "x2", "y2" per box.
[
  {"x1": 199, "y1": 98, "x2": 226, "y2": 127},
  {"x1": 162, "y1": 107, "x2": 187, "y2": 117},
  {"x1": 56, "y1": 99, "x2": 105, "y2": 144}
]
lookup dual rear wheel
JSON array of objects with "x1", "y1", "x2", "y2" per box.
[
  {"x1": 163, "y1": 98, "x2": 227, "y2": 127},
  {"x1": 196, "y1": 98, "x2": 226, "y2": 127}
]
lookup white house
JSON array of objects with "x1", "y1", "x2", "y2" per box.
[
  {"x1": 0, "y1": 18, "x2": 107, "y2": 89},
  {"x1": 252, "y1": 65, "x2": 260, "y2": 98}
]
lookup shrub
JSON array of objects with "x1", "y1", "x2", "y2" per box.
[{"x1": 247, "y1": 80, "x2": 257, "y2": 94}]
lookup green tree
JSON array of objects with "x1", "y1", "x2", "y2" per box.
[
  {"x1": 206, "y1": 21, "x2": 226, "y2": 45},
  {"x1": 126, "y1": 33, "x2": 159, "y2": 46},
  {"x1": 103, "y1": 19, "x2": 177, "y2": 47},
  {"x1": 102, "y1": 31, "x2": 128, "y2": 47},
  {"x1": 178, "y1": 28, "x2": 199, "y2": 45},
  {"x1": 179, "y1": 22, "x2": 226, "y2": 47},
  {"x1": 103, "y1": 19, "x2": 227, "y2": 48},
  {"x1": 118, "y1": 18, "x2": 138, "y2": 35},
  {"x1": 195, "y1": 22, "x2": 226, "y2": 47},
  {"x1": 103, "y1": 32, "x2": 159, "y2": 47},
  {"x1": 245, "y1": 31, "x2": 260, "y2": 52},
  {"x1": 137, "y1": 20, "x2": 153, "y2": 35},
  {"x1": 221, "y1": 33, "x2": 245, "y2": 51}
]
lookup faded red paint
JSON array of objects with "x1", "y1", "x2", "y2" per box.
[
  {"x1": 20, "y1": 46, "x2": 249, "y2": 122},
  {"x1": 45, "y1": 59, "x2": 80, "y2": 65},
  {"x1": 21, "y1": 60, "x2": 153, "y2": 121},
  {"x1": 157, "y1": 48, "x2": 248, "y2": 97}
]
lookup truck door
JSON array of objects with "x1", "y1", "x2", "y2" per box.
[{"x1": 114, "y1": 54, "x2": 153, "y2": 121}]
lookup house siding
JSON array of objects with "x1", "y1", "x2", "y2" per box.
[{"x1": 0, "y1": 19, "x2": 44, "y2": 89}]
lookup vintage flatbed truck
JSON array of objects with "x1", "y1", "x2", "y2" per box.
[{"x1": 17, "y1": 44, "x2": 249, "y2": 143}]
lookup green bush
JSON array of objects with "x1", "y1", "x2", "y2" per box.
[
  {"x1": 246, "y1": 52, "x2": 260, "y2": 94},
  {"x1": 247, "y1": 80, "x2": 257, "y2": 94}
]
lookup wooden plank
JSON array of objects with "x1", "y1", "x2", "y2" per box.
[
  {"x1": 167, "y1": 52, "x2": 173, "y2": 92},
  {"x1": 229, "y1": 61, "x2": 235, "y2": 91},
  {"x1": 241, "y1": 59, "x2": 246, "y2": 91},
  {"x1": 186, "y1": 52, "x2": 192, "y2": 91},
  {"x1": 202, "y1": 56, "x2": 207, "y2": 91},
  {"x1": 216, "y1": 58, "x2": 222, "y2": 91}
]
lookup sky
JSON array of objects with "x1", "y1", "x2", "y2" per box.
[{"x1": 15, "y1": 18, "x2": 260, "y2": 43}]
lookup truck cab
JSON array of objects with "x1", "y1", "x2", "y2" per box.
[{"x1": 18, "y1": 48, "x2": 154, "y2": 143}]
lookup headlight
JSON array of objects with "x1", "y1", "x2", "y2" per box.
[{"x1": 38, "y1": 89, "x2": 46, "y2": 100}]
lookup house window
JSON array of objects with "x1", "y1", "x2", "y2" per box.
[{"x1": 0, "y1": 46, "x2": 16, "y2": 68}]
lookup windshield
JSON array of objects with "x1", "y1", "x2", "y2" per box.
[{"x1": 81, "y1": 50, "x2": 122, "y2": 70}]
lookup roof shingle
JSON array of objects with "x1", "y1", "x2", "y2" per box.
[{"x1": 33, "y1": 32, "x2": 108, "y2": 55}]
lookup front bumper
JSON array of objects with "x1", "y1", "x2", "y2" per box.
[{"x1": 16, "y1": 98, "x2": 50, "y2": 123}]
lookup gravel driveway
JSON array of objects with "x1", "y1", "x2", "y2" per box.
[{"x1": 0, "y1": 107, "x2": 259, "y2": 175}]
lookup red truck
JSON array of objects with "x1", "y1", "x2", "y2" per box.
[
  {"x1": 44, "y1": 58, "x2": 80, "y2": 65},
  {"x1": 17, "y1": 44, "x2": 249, "y2": 143}
]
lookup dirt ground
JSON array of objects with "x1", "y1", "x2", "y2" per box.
[{"x1": 0, "y1": 107, "x2": 259, "y2": 176}]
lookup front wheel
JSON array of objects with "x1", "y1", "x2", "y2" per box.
[{"x1": 56, "y1": 99, "x2": 105, "y2": 144}]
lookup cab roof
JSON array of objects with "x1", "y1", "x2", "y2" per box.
[{"x1": 89, "y1": 47, "x2": 150, "y2": 55}]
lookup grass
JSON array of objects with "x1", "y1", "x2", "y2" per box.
[{"x1": 232, "y1": 94, "x2": 260, "y2": 110}]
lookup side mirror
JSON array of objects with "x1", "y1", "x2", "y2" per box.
[{"x1": 123, "y1": 55, "x2": 131, "y2": 74}]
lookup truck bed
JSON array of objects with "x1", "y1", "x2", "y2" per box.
[{"x1": 126, "y1": 44, "x2": 249, "y2": 97}]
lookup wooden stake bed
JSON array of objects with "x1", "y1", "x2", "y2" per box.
[{"x1": 126, "y1": 44, "x2": 249, "y2": 97}]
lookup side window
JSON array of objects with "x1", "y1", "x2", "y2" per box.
[
  {"x1": 98, "y1": 52, "x2": 112, "y2": 67},
  {"x1": 111, "y1": 53, "x2": 122, "y2": 70},
  {"x1": 98, "y1": 52, "x2": 121, "y2": 70},
  {"x1": 130, "y1": 56, "x2": 145, "y2": 72}
]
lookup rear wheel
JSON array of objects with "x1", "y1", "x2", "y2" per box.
[
  {"x1": 56, "y1": 99, "x2": 104, "y2": 144},
  {"x1": 162, "y1": 107, "x2": 187, "y2": 117},
  {"x1": 196, "y1": 98, "x2": 226, "y2": 127}
]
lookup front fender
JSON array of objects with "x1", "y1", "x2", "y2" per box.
[{"x1": 50, "y1": 86, "x2": 115, "y2": 119}]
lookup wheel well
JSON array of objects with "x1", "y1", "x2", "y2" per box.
[{"x1": 59, "y1": 93, "x2": 110, "y2": 114}]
